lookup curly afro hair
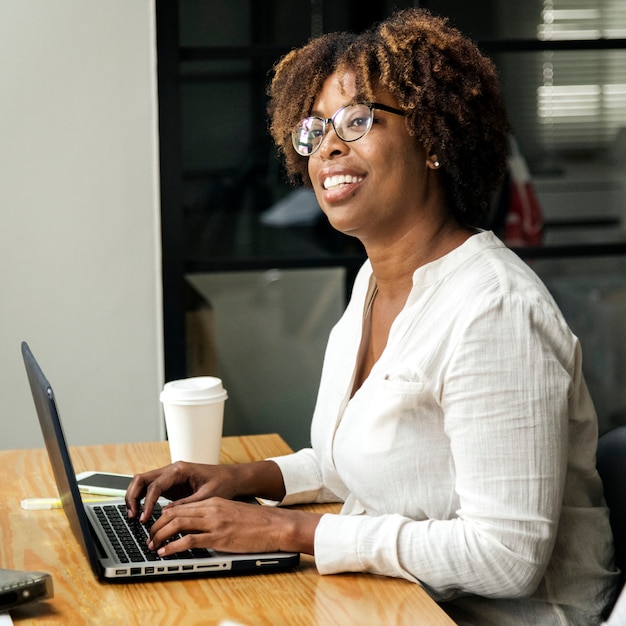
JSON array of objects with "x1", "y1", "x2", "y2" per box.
[{"x1": 267, "y1": 7, "x2": 511, "y2": 227}]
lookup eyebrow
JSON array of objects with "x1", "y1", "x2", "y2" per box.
[{"x1": 307, "y1": 99, "x2": 360, "y2": 119}]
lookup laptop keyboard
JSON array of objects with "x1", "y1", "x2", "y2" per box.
[{"x1": 93, "y1": 503, "x2": 214, "y2": 564}]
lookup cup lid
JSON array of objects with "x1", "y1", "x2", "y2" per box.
[{"x1": 160, "y1": 376, "x2": 228, "y2": 405}]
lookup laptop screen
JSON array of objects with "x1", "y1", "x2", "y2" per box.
[{"x1": 21, "y1": 342, "x2": 102, "y2": 577}]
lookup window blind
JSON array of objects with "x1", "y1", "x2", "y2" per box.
[{"x1": 495, "y1": 0, "x2": 626, "y2": 165}]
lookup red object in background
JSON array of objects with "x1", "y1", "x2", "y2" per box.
[{"x1": 502, "y1": 137, "x2": 544, "y2": 247}]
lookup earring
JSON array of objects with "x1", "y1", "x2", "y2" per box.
[{"x1": 433, "y1": 160, "x2": 440, "y2": 168}]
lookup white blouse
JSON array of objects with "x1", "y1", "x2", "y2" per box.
[{"x1": 270, "y1": 231, "x2": 618, "y2": 623}]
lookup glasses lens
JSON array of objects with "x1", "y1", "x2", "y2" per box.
[
  {"x1": 292, "y1": 117, "x2": 325, "y2": 156},
  {"x1": 334, "y1": 104, "x2": 373, "y2": 142},
  {"x1": 291, "y1": 104, "x2": 375, "y2": 156}
]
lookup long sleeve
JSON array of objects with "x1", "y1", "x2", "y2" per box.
[{"x1": 268, "y1": 448, "x2": 344, "y2": 506}]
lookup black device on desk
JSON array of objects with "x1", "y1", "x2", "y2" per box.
[{"x1": 0, "y1": 568, "x2": 53, "y2": 612}]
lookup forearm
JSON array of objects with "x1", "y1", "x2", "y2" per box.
[
  {"x1": 275, "y1": 508, "x2": 322, "y2": 555},
  {"x1": 237, "y1": 461, "x2": 323, "y2": 554},
  {"x1": 314, "y1": 511, "x2": 554, "y2": 598},
  {"x1": 236, "y1": 459, "x2": 287, "y2": 502}
]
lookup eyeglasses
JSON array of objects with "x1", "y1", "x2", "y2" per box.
[{"x1": 291, "y1": 102, "x2": 405, "y2": 157}]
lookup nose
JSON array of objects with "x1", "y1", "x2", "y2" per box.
[{"x1": 316, "y1": 122, "x2": 345, "y2": 159}]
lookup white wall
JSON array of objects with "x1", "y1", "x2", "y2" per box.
[{"x1": 0, "y1": 1, "x2": 164, "y2": 449}]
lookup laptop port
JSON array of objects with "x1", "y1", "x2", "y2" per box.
[{"x1": 131, "y1": 568, "x2": 141, "y2": 575}]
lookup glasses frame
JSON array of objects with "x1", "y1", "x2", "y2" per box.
[{"x1": 291, "y1": 102, "x2": 405, "y2": 157}]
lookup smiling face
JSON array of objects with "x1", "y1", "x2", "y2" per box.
[{"x1": 306, "y1": 71, "x2": 445, "y2": 247}]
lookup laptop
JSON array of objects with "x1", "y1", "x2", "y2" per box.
[{"x1": 21, "y1": 341, "x2": 300, "y2": 581}]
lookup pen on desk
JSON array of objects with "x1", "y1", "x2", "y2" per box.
[{"x1": 20, "y1": 497, "x2": 116, "y2": 510}]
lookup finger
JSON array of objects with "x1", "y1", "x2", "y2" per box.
[
  {"x1": 149, "y1": 497, "x2": 229, "y2": 540},
  {"x1": 124, "y1": 482, "x2": 141, "y2": 519},
  {"x1": 149, "y1": 500, "x2": 199, "y2": 538},
  {"x1": 133, "y1": 462, "x2": 193, "y2": 522},
  {"x1": 125, "y1": 471, "x2": 159, "y2": 518},
  {"x1": 153, "y1": 532, "x2": 212, "y2": 557},
  {"x1": 148, "y1": 512, "x2": 212, "y2": 553},
  {"x1": 150, "y1": 499, "x2": 258, "y2": 554},
  {"x1": 126, "y1": 469, "x2": 173, "y2": 521},
  {"x1": 166, "y1": 488, "x2": 216, "y2": 508}
]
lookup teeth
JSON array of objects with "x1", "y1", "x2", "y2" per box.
[{"x1": 323, "y1": 174, "x2": 363, "y2": 190}]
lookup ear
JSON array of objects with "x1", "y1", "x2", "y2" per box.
[{"x1": 426, "y1": 151, "x2": 441, "y2": 169}]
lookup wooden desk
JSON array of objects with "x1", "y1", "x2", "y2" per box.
[{"x1": 0, "y1": 435, "x2": 455, "y2": 625}]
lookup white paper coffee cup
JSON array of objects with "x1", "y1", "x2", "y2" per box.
[{"x1": 160, "y1": 376, "x2": 228, "y2": 465}]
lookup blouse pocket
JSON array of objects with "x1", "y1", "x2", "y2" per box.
[{"x1": 351, "y1": 375, "x2": 429, "y2": 454}]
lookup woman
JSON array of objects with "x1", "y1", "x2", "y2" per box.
[{"x1": 126, "y1": 8, "x2": 619, "y2": 624}]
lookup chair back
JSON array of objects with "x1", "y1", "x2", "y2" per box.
[{"x1": 597, "y1": 424, "x2": 626, "y2": 587}]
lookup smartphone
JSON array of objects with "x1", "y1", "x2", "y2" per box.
[{"x1": 75, "y1": 471, "x2": 133, "y2": 497}]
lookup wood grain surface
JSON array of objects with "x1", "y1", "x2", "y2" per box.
[{"x1": 0, "y1": 435, "x2": 455, "y2": 625}]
